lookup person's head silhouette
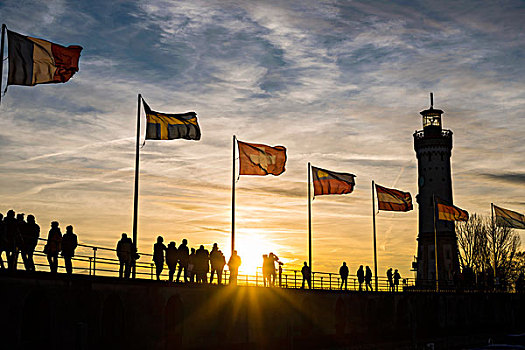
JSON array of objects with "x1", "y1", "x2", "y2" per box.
[
  {"x1": 182, "y1": 239, "x2": 187, "y2": 245},
  {"x1": 121, "y1": 233, "x2": 127, "y2": 239},
  {"x1": 51, "y1": 221, "x2": 59, "y2": 228},
  {"x1": 66, "y1": 225, "x2": 73, "y2": 233},
  {"x1": 304, "y1": 261, "x2": 308, "y2": 266},
  {"x1": 27, "y1": 214, "x2": 35, "y2": 224},
  {"x1": 343, "y1": 262, "x2": 346, "y2": 266}
]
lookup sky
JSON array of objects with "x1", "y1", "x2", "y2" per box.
[{"x1": 0, "y1": 0, "x2": 524, "y2": 277}]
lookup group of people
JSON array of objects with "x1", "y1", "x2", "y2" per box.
[
  {"x1": 338, "y1": 263, "x2": 402, "y2": 291},
  {"x1": 124, "y1": 235, "x2": 242, "y2": 285},
  {"x1": 0, "y1": 210, "x2": 78, "y2": 274}
]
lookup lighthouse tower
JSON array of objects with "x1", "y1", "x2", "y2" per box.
[{"x1": 413, "y1": 93, "x2": 460, "y2": 286}]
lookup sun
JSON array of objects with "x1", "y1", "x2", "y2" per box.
[{"x1": 233, "y1": 228, "x2": 281, "y2": 275}]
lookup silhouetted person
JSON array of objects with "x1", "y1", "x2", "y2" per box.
[
  {"x1": 153, "y1": 236, "x2": 166, "y2": 280},
  {"x1": 188, "y1": 248, "x2": 196, "y2": 282},
  {"x1": 393, "y1": 269, "x2": 401, "y2": 292},
  {"x1": 301, "y1": 262, "x2": 311, "y2": 289},
  {"x1": 13, "y1": 213, "x2": 26, "y2": 270},
  {"x1": 339, "y1": 262, "x2": 349, "y2": 290},
  {"x1": 387, "y1": 268, "x2": 394, "y2": 292},
  {"x1": 4, "y1": 210, "x2": 20, "y2": 270},
  {"x1": 210, "y1": 243, "x2": 222, "y2": 284},
  {"x1": 45, "y1": 221, "x2": 62, "y2": 273},
  {"x1": 176, "y1": 239, "x2": 189, "y2": 282},
  {"x1": 262, "y1": 254, "x2": 270, "y2": 287},
  {"x1": 269, "y1": 253, "x2": 280, "y2": 286},
  {"x1": 0, "y1": 213, "x2": 5, "y2": 269},
  {"x1": 116, "y1": 233, "x2": 132, "y2": 278},
  {"x1": 357, "y1": 265, "x2": 364, "y2": 291},
  {"x1": 20, "y1": 214, "x2": 39, "y2": 271},
  {"x1": 216, "y1": 250, "x2": 226, "y2": 284},
  {"x1": 61, "y1": 225, "x2": 78, "y2": 275},
  {"x1": 365, "y1": 266, "x2": 373, "y2": 291},
  {"x1": 228, "y1": 250, "x2": 241, "y2": 285},
  {"x1": 195, "y1": 245, "x2": 209, "y2": 283},
  {"x1": 166, "y1": 241, "x2": 178, "y2": 282}
]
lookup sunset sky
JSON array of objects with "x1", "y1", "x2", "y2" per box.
[{"x1": 1, "y1": 0, "x2": 524, "y2": 277}]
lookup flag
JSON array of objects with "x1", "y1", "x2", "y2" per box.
[
  {"x1": 436, "y1": 198, "x2": 468, "y2": 221},
  {"x1": 311, "y1": 166, "x2": 355, "y2": 196},
  {"x1": 143, "y1": 99, "x2": 201, "y2": 141},
  {"x1": 7, "y1": 29, "x2": 82, "y2": 86},
  {"x1": 375, "y1": 184, "x2": 413, "y2": 212},
  {"x1": 237, "y1": 140, "x2": 286, "y2": 176},
  {"x1": 494, "y1": 205, "x2": 525, "y2": 229}
]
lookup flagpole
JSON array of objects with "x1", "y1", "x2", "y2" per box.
[
  {"x1": 231, "y1": 135, "x2": 236, "y2": 254},
  {"x1": 0, "y1": 24, "x2": 6, "y2": 105},
  {"x1": 491, "y1": 203, "x2": 496, "y2": 286},
  {"x1": 308, "y1": 162, "x2": 312, "y2": 282},
  {"x1": 132, "y1": 93, "x2": 142, "y2": 279},
  {"x1": 433, "y1": 194, "x2": 439, "y2": 292},
  {"x1": 372, "y1": 180, "x2": 378, "y2": 291}
]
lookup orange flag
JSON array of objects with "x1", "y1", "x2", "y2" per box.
[{"x1": 238, "y1": 140, "x2": 287, "y2": 176}]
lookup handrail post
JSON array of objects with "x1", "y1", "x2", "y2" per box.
[
  {"x1": 89, "y1": 257, "x2": 92, "y2": 276},
  {"x1": 294, "y1": 270, "x2": 297, "y2": 289},
  {"x1": 321, "y1": 276, "x2": 323, "y2": 290},
  {"x1": 312, "y1": 272, "x2": 315, "y2": 289},
  {"x1": 93, "y1": 248, "x2": 96, "y2": 276},
  {"x1": 285, "y1": 274, "x2": 287, "y2": 288},
  {"x1": 329, "y1": 273, "x2": 332, "y2": 290},
  {"x1": 150, "y1": 263, "x2": 154, "y2": 280}
]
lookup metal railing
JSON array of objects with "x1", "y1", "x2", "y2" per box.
[{"x1": 3, "y1": 237, "x2": 491, "y2": 292}]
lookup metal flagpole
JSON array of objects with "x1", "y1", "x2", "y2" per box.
[
  {"x1": 308, "y1": 162, "x2": 312, "y2": 280},
  {"x1": 231, "y1": 135, "x2": 236, "y2": 254},
  {"x1": 433, "y1": 194, "x2": 439, "y2": 292},
  {"x1": 372, "y1": 180, "x2": 378, "y2": 291},
  {"x1": 0, "y1": 24, "x2": 6, "y2": 105},
  {"x1": 491, "y1": 203, "x2": 496, "y2": 286},
  {"x1": 132, "y1": 93, "x2": 142, "y2": 279}
]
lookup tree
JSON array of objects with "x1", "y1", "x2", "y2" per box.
[{"x1": 456, "y1": 213, "x2": 521, "y2": 290}]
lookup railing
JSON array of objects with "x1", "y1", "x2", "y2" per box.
[{"x1": 5, "y1": 237, "x2": 506, "y2": 292}]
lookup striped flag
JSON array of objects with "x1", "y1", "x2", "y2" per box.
[
  {"x1": 494, "y1": 205, "x2": 525, "y2": 229},
  {"x1": 375, "y1": 184, "x2": 413, "y2": 212},
  {"x1": 311, "y1": 166, "x2": 355, "y2": 196},
  {"x1": 143, "y1": 98, "x2": 201, "y2": 141},
  {"x1": 436, "y1": 198, "x2": 468, "y2": 221},
  {"x1": 7, "y1": 29, "x2": 82, "y2": 86}
]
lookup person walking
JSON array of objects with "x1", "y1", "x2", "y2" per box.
[
  {"x1": 61, "y1": 225, "x2": 78, "y2": 275},
  {"x1": 176, "y1": 239, "x2": 189, "y2": 283},
  {"x1": 153, "y1": 236, "x2": 167, "y2": 280},
  {"x1": 21, "y1": 214, "x2": 40, "y2": 271},
  {"x1": 116, "y1": 233, "x2": 132, "y2": 279},
  {"x1": 339, "y1": 262, "x2": 349, "y2": 290},
  {"x1": 393, "y1": 269, "x2": 401, "y2": 292},
  {"x1": 387, "y1": 268, "x2": 394, "y2": 292},
  {"x1": 227, "y1": 250, "x2": 241, "y2": 285},
  {"x1": 45, "y1": 221, "x2": 62, "y2": 273},
  {"x1": 166, "y1": 242, "x2": 178, "y2": 282},
  {"x1": 301, "y1": 262, "x2": 311, "y2": 289},
  {"x1": 357, "y1": 265, "x2": 365, "y2": 291},
  {"x1": 365, "y1": 266, "x2": 373, "y2": 291}
]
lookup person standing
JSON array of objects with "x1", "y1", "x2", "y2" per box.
[
  {"x1": 339, "y1": 262, "x2": 349, "y2": 290},
  {"x1": 357, "y1": 265, "x2": 365, "y2": 291},
  {"x1": 176, "y1": 239, "x2": 189, "y2": 283},
  {"x1": 209, "y1": 243, "x2": 221, "y2": 284},
  {"x1": 393, "y1": 269, "x2": 401, "y2": 292},
  {"x1": 45, "y1": 221, "x2": 62, "y2": 274},
  {"x1": 365, "y1": 266, "x2": 373, "y2": 291},
  {"x1": 195, "y1": 245, "x2": 210, "y2": 283},
  {"x1": 153, "y1": 236, "x2": 166, "y2": 280},
  {"x1": 166, "y1": 242, "x2": 178, "y2": 282},
  {"x1": 61, "y1": 225, "x2": 78, "y2": 275},
  {"x1": 116, "y1": 233, "x2": 132, "y2": 279},
  {"x1": 21, "y1": 214, "x2": 40, "y2": 271},
  {"x1": 217, "y1": 250, "x2": 226, "y2": 285},
  {"x1": 387, "y1": 268, "x2": 394, "y2": 292},
  {"x1": 188, "y1": 248, "x2": 196, "y2": 282},
  {"x1": 0, "y1": 213, "x2": 5, "y2": 269},
  {"x1": 301, "y1": 262, "x2": 311, "y2": 289},
  {"x1": 227, "y1": 250, "x2": 241, "y2": 285}
]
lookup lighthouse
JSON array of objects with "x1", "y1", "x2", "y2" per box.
[{"x1": 413, "y1": 93, "x2": 460, "y2": 286}]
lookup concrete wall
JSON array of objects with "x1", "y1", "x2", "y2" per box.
[{"x1": 1, "y1": 272, "x2": 523, "y2": 349}]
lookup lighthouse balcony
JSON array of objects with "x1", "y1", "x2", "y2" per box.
[{"x1": 413, "y1": 129, "x2": 452, "y2": 149}]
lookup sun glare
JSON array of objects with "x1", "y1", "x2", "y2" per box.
[{"x1": 234, "y1": 229, "x2": 281, "y2": 275}]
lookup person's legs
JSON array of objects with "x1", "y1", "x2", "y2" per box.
[
  {"x1": 218, "y1": 269, "x2": 223, "y2": 285},
  {"x1": 64, "y1": 256, "x2": 73, "y2": 274},
  {"x1": 210, "y1": 268, "x2": 216, "y2": 284}
]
